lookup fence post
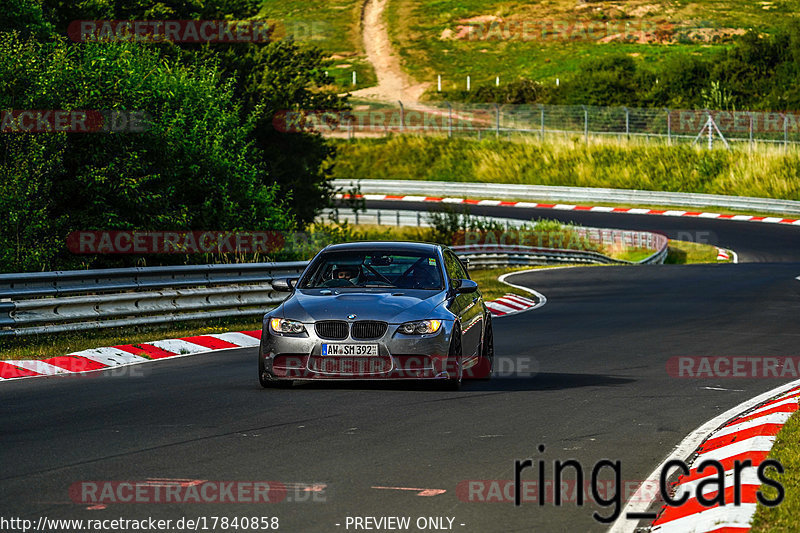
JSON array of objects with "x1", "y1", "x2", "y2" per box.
[
  {"x1": 666, "y1": 108, "x2": 671, "y2": 145},
  {"x1": 493, "y1": 103, "x2": 500, "y2": 138},
  {"x1": 398, "y1": 100, "x2": 405, "y2": 132},
  {"x1": 582, "y1": 105, "x2": 588, "y2": 143},
  {"x1": 749, "y1": 112, "x2": 754, "y2": 150},
  {"x1": 446, "y1": 101, "x2": 453, "y2": 138},
  {"x1": 784, "y1": 113, "x2": 788, "y2": 151},
  {"x1": 624, "y1": 107, "x2": 630, "y2": 139},
  {"x1": 539, "y1": 104, "x2": 545, "y2": 141}
]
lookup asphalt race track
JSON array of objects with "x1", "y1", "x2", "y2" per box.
[{"x1": 1, "y1": 203, "x2": 799, "y2": 532}]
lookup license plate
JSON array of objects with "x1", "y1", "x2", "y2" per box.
[{"x1": 322, "y1": 344, "x2": 378, "y2": 356}]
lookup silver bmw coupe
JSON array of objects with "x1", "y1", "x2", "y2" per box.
[{"x1": 258, "y1": 241, "x2": 494, "y2": 389}]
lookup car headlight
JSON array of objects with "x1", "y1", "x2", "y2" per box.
[
  {"x1": 397, "y1": 319, "x2": 442, "y2": 335},
  {"x1": 270, "y1": 318, "x2": 307, "y2": 335}
]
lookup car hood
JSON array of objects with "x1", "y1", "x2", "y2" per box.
[{"x1": 279, "y1": 289, "x2": 446, "y2": 323}]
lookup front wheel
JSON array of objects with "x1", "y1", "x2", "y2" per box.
[
  {"x1": 478, "y1": 316, "x2": 494, "y2": 381},
  {"x1": 441, "y1": 325, "x2": 462, "y2": 391}
]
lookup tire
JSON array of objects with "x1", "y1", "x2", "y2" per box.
[
  {"x1": 258, "y1": 354, "x2": 292, "y2": 388},
  {"x1": 441, "y1": 325, "x2": 463, "y2": 391},
  {"x1": 478, "y1": 315, "x2": 494, "y2": 381}
]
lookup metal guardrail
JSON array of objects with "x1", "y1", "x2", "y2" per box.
[
  {"x1": 332, "y1": 179, "x2": 800, "y2": 216},
  {"x1": 1, "y1": 207, "x2": 667, "y2": 336},
  {"x1": 325, "y1": 208, "x2": 669, "y2": 265},
  {"x1": 0, "y1": 262, "x2": 308, "y2": 337}
]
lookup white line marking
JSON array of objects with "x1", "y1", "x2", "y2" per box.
[
  {"x1": 207, "y1": 332, "x2": 260, "y2": 347},
  {"x1": 650, "y1": 503, "x2": 757, "y2": 533},
  {"x1": 7, "y1": 360, "x2": 67, "y2": 375},
  {"x1": 148, "y1": 339, "x2": 209, "y2": 355},
  {"x1": 696, "y1": 435, "x2": 776, "y2": 462},
  {"x1": 485, "y1": 301, "x2": 520, "y2": 314},
  {"x1": 674, "y1": 468, "x2": 761, "y2": 500},
  {"x1": 371, "y1": 486, "x2": 446, "y2": 496},
  {"x1": 710, "y1": 411, "x2": 792, "y2": 439},
  {"x1": 608, "y1": 379, "x2": 800, "y2": 533},
  {"x1": 71, "y1": 347, "x2": 148, "y2": 366}
]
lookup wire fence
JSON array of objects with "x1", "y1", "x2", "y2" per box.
[{"x1": 300, "y1": 101, "x2": 800, "y2": 148}]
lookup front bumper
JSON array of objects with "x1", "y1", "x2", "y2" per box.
[{"x1": 260, "y1": 321, "x2": 454, "y2": 380}]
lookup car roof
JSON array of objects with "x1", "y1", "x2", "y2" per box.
[{"x1": 323, "y1": 241, "x2": 442, "y2": 254}]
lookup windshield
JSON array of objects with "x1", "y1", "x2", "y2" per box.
[{"x1": 299, "y1": 250, "x2": 444, "y2": 290}]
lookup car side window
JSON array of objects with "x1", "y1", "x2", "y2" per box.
[{"x1": 444, "y1": 251, "x2": 468, "y2": 288}]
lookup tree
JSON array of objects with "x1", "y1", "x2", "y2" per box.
[{"x1": 0, "y1": 33, "x2": 292, "y2": 272}]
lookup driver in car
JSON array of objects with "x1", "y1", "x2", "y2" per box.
[{"x1": 323, "y1": 265, "x2": 360, "y2": 287}]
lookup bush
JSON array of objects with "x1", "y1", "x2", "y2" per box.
[{"x1": 0, "y1": 34, "x2": 293, "y2": 272}]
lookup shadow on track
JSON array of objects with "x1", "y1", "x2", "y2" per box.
[{"x1": 250, "y1": 372, "x2": 633, "y2": 392}]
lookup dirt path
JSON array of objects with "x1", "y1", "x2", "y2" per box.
[{"x1": 350, "y1": 0, "x2": 429, "y2": 102}]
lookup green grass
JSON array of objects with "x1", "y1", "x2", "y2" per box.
[
  {"x1": 384, "y1": 0, "x2": 795, "y2": 97},
  {"x1": 258, "y1": 0, "x2": 377, "y2": 90},
  {"x1": 470, "y1": 267, "x2": 542, "y2": 301},
  {"x1": 750, "y1": 401, "x2": 800, "y2": 532},
  {"x1": 331, "y1": 136, "x2": 800, "y2": 204},
  {"x1": 0, "y1": 316, "x2": 263, "y2": 361},
  {"x1": 665, "y1": 240, "x2": 728, "y2": 263}
]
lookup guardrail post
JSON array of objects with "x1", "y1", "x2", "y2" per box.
[
  {"x1": 377, "y1": 210, "x2": 381, "y2": 225},
  {"x1": 396, "y1": 210, "x2": 400, "y2": 225}
]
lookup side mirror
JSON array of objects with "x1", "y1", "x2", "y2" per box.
[
  {"x1": 272, "y1": 278, "x2": 295, "y2": 292},
  {"x1": 455, "y1": 279, "x2": 478, "y2": 294}
]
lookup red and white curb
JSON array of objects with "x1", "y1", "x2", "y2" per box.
[
  {"x1": 650, "y1": 387, "x2": 799, "y2": 533},
  {"x1": 716, "y1": 248, "x2": 736, "y2": 262},
  {"x1": 485, "y1": 293, "x2": 538, "y2": 316},
  {"x1": 0, "y1": 331, "x2": 261, "y2": 381},
  {"x1": 338, "y1": 194, "x2": 800, "y2": 227}
]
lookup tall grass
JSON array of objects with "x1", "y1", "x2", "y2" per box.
[{"x1": 331, "y1": 136, "x2": 800, "y2": 200}]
